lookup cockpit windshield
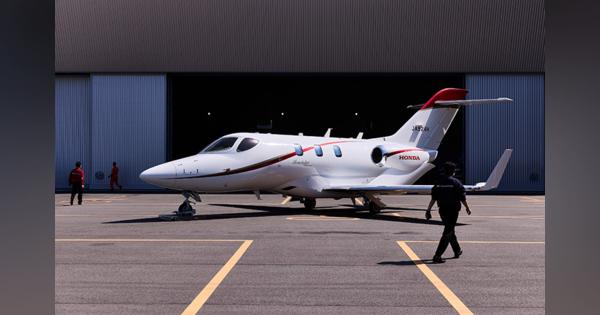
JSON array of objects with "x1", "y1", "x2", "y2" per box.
[
  {"x1": 237, "y1": 138, "x2": 259, "y2": 152},
  {"x1": 202, "y1": 137, "x2": 238, "y2": 153}
]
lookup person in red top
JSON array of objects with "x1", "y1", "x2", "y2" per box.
[
  {"x1": 109, "y1": 161, "x2": 123, "y2": 191},
  {"x1": 68, "y1": 161, "x2": 85, "y2": 205}
]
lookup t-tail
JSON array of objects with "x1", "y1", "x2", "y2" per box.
[{"x1": 386, "y1": 88, "x2": 513, "y2": 149}]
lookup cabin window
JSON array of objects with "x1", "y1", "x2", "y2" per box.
[
  {"x1": 237, "y1": 138, "x2": 259, "y2": 152},
  {"x1": 333, "y1": 145, "x2": 342, "y2": 157},
  {"x1": 294, "y1": 144, "x2": 304, "y2": 156},
  {"x1": 314, "y1": 145, "x2": 323, "y2": 157},
  {"x1": 202, "y1": 137, "x2": 238, "y2": 152}
]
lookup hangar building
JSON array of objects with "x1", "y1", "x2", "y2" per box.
[{"x1": 55, "y1": 0, "x2": 544, "y2": 193}]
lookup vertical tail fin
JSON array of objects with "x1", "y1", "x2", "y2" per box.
[{"x1": 387, "y1": 88, "x2": 467, "y2": 149}]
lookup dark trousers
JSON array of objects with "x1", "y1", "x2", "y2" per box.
[
  {"x1": 434, "y1": 209, "x2": 461, "y2": 257},
  {"x1": 70, "y1": 184, "x2": 83, "y2": 205}
]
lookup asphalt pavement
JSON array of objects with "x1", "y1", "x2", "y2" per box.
[{"x1": 55, "y1": 193, "x2": 544, "y2": 315}]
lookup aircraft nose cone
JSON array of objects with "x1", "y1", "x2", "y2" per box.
[{"x1": 139, "y1": 163, "x2": 176, "y2": 187}]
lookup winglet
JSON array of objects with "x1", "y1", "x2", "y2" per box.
[{"x1": 477, "y1": 149, "x2": 513, "y2": 191}]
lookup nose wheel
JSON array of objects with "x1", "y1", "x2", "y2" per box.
[
  {"x1": 159, "y1": 191, "x2": 201, "y2": 221},
  {"x1": 176, "y1": 199, "x2": 196, "y2": 218}
]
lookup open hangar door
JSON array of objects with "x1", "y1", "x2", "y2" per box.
[{"x1": 168, "y1": 74, "x2": 465, "y2": 183}]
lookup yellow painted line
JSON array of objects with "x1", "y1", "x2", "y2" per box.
[
  {"x1": 286, "y1": 215, "x2": 359, "y2": 221},
  {"x1": 181, "y1": 240, "x2": 253, "y2": 315},
  {"x1": 440, "y1": 204, "x2": 544, "y2": 208},
  {"x1": 55, "y1": 238, "x2": 247, "y2": 242},
  {"x1": 465, "y1": 215, "x2": 543, "y2": 219},
  {"x1": 521, "y1": 196, "x2": 545, "y2": 202},
  {"x1": 388, "y1": 213, "x2": 544, "y2": 220},
  {"x1": 280, "y1": 196, "x2": 293, "y2": 205},
  {"x1": 403, "y1": 240, "x2": 544, "y2": 244},
  {"x1": 55, "y1": 238, "x2": 253, "y2": 313},
  {"x1": 397, "y1": 241, "x2": 474, "y2": 315}
]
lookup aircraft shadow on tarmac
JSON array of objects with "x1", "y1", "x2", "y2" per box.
[
  {"x1": 104, "y1": 203, "x2": 467, "y2": 226},
  {"x1": 378, "y1": 257, "x2": 458, "y2": 266}
]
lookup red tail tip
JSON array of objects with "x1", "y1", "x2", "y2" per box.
[{"x1": 421, "y1": 88, "x2": 468, "y2": 110}]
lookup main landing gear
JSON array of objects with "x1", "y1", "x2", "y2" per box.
[
  {"x1": 158, "y1": 191, "x2": 201, "y2": 221},
  {"x1": 366, "y1": 199, "x2": 383, "y2": 215},
  {"x1": 302, "y1": 197, "x2": 316, "y2": 210},
  {"x1": 355, "y1": 195, "x2": 385, "y2": 215}
]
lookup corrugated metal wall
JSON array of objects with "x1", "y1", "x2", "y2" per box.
[
  {"x1": 55, "y1": 76, "x2": 91, "y2": 190},
  {"x1": 90, "y1": 75, "x2": 167, "y2": 190},
  {"x1": 465, "y1": 74, "x2": 544, "y2": 192},
  {"x1": 55, "y1": 0, "x2": 544, "y2": 73}
]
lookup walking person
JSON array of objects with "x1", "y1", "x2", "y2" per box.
[
  {"x1": 109, "y1": 161, "x2": 123, "y2": 191},
  {"x1": 69, "y1": 161, "x2": 85, "y2": 205},
  {"x1": 425, "y1": 162, "x2": 471, "y2": 263}
]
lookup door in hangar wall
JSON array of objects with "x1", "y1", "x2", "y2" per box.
[{"x1": 168, "y1": 74, "x2": 466, "y2": 183}]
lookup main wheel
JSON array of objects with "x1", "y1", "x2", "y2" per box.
[
  {"x1": 368, "y1": 201, "x2": 382, "y2": 215},
  {"x1": 303, "y1": 198, "x2": 316, "y2": 210}
]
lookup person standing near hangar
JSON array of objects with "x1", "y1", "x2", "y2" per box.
[
  {"x1": 109, "y1": 161, "x2": 123, "y2": 191},
  {"x1": 69, "y1": 161, "x2": 85, "y2": 205},
  {"x1": 425, "y1": 162, "x2": 472, "y2": 263}
]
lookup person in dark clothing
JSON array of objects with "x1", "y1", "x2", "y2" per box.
[
  {"x1": 69, "y1": 161, "x2": 85, "y2": 205},
  {"x1": 109, "y1": 161, "x2": 123, "y2": 191},
  {"x1": 426, "y1": 162, "x2": 471, "y2": 263}
]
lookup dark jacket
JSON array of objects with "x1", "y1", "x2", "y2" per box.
[{"x1": 432, "y1": 175, "x2": 466, "y2": 211}]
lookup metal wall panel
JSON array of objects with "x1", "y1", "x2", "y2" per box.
[
  {"x1": 56, "y1": 0, "x2": 544, "y2": 73},
  {"x1": 465, "y1": 74, "x2": 544, "y2": 192},
  {"x1": 55, "y1": 75, "x2": 91, "y2": 190},
  {"x1": 91, "y1": 75, "x2": 166, "y2": 190}
]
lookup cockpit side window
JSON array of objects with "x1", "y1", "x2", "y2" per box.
[
  {"x1": 237, "y1": 138, "x2": 259, "y2": 152},
  {"x1": 202, "y1": 137, "x2": 238, "y2": 152}
]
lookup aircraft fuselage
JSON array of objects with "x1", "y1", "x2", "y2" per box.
[{"x1": 140, "y1": 132, "x2": 436, "y2": 198}]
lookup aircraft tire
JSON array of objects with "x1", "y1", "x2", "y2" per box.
[
  {"x1": 177, "y1": 202, "x2": 196, "y2": 218},
  {"x1": 368, "y1": 201, "x2": 382, "y2": 215},
  {"x1": 303, "y1": 198, "x2": 316, "y2": 210}
]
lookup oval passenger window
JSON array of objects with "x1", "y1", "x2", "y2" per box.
[
  {"x1": 333, "y1": 145, "x2": 342, "y2": 157},
  {"x1": 314, "y1": 145, "x2": 323, "y2": 157},
  {"x1": 294, "y1": 144, "x2": 304, "y2": 156}
]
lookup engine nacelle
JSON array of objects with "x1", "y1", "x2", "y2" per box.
[{"x1": 371, "y1": 145, "x2": 434, "y2": 172}]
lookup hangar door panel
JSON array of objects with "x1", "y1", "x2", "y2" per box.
[
  {"x1": 91, "y1": 75, "x2": 167, "y2": 190},
  {"x1": 465, "y1": 74, "x2": 544, "y2": 193},
  {"x1": 55, "y1": 75, "x2": 91, "y2": 190}
]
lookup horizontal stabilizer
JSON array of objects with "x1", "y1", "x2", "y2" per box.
[
  {"x1": 406, "y1": 97, "x2": 513, "y2": 109},
  {"x1": 435, "y1": 97, "x2": 513, "y2": 106}
]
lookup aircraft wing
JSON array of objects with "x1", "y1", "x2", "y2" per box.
[{"x1": 323, "y1": 149, "x2": 512, "y2": 195}]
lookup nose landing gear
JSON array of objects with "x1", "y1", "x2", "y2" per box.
[{"x1": 158, "y1": 191, "x2": 201, "y2": 221}]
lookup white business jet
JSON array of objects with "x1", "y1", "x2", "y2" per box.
[{"x1": 140, "y1": 88, "x2": 513, "y2": 218}]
